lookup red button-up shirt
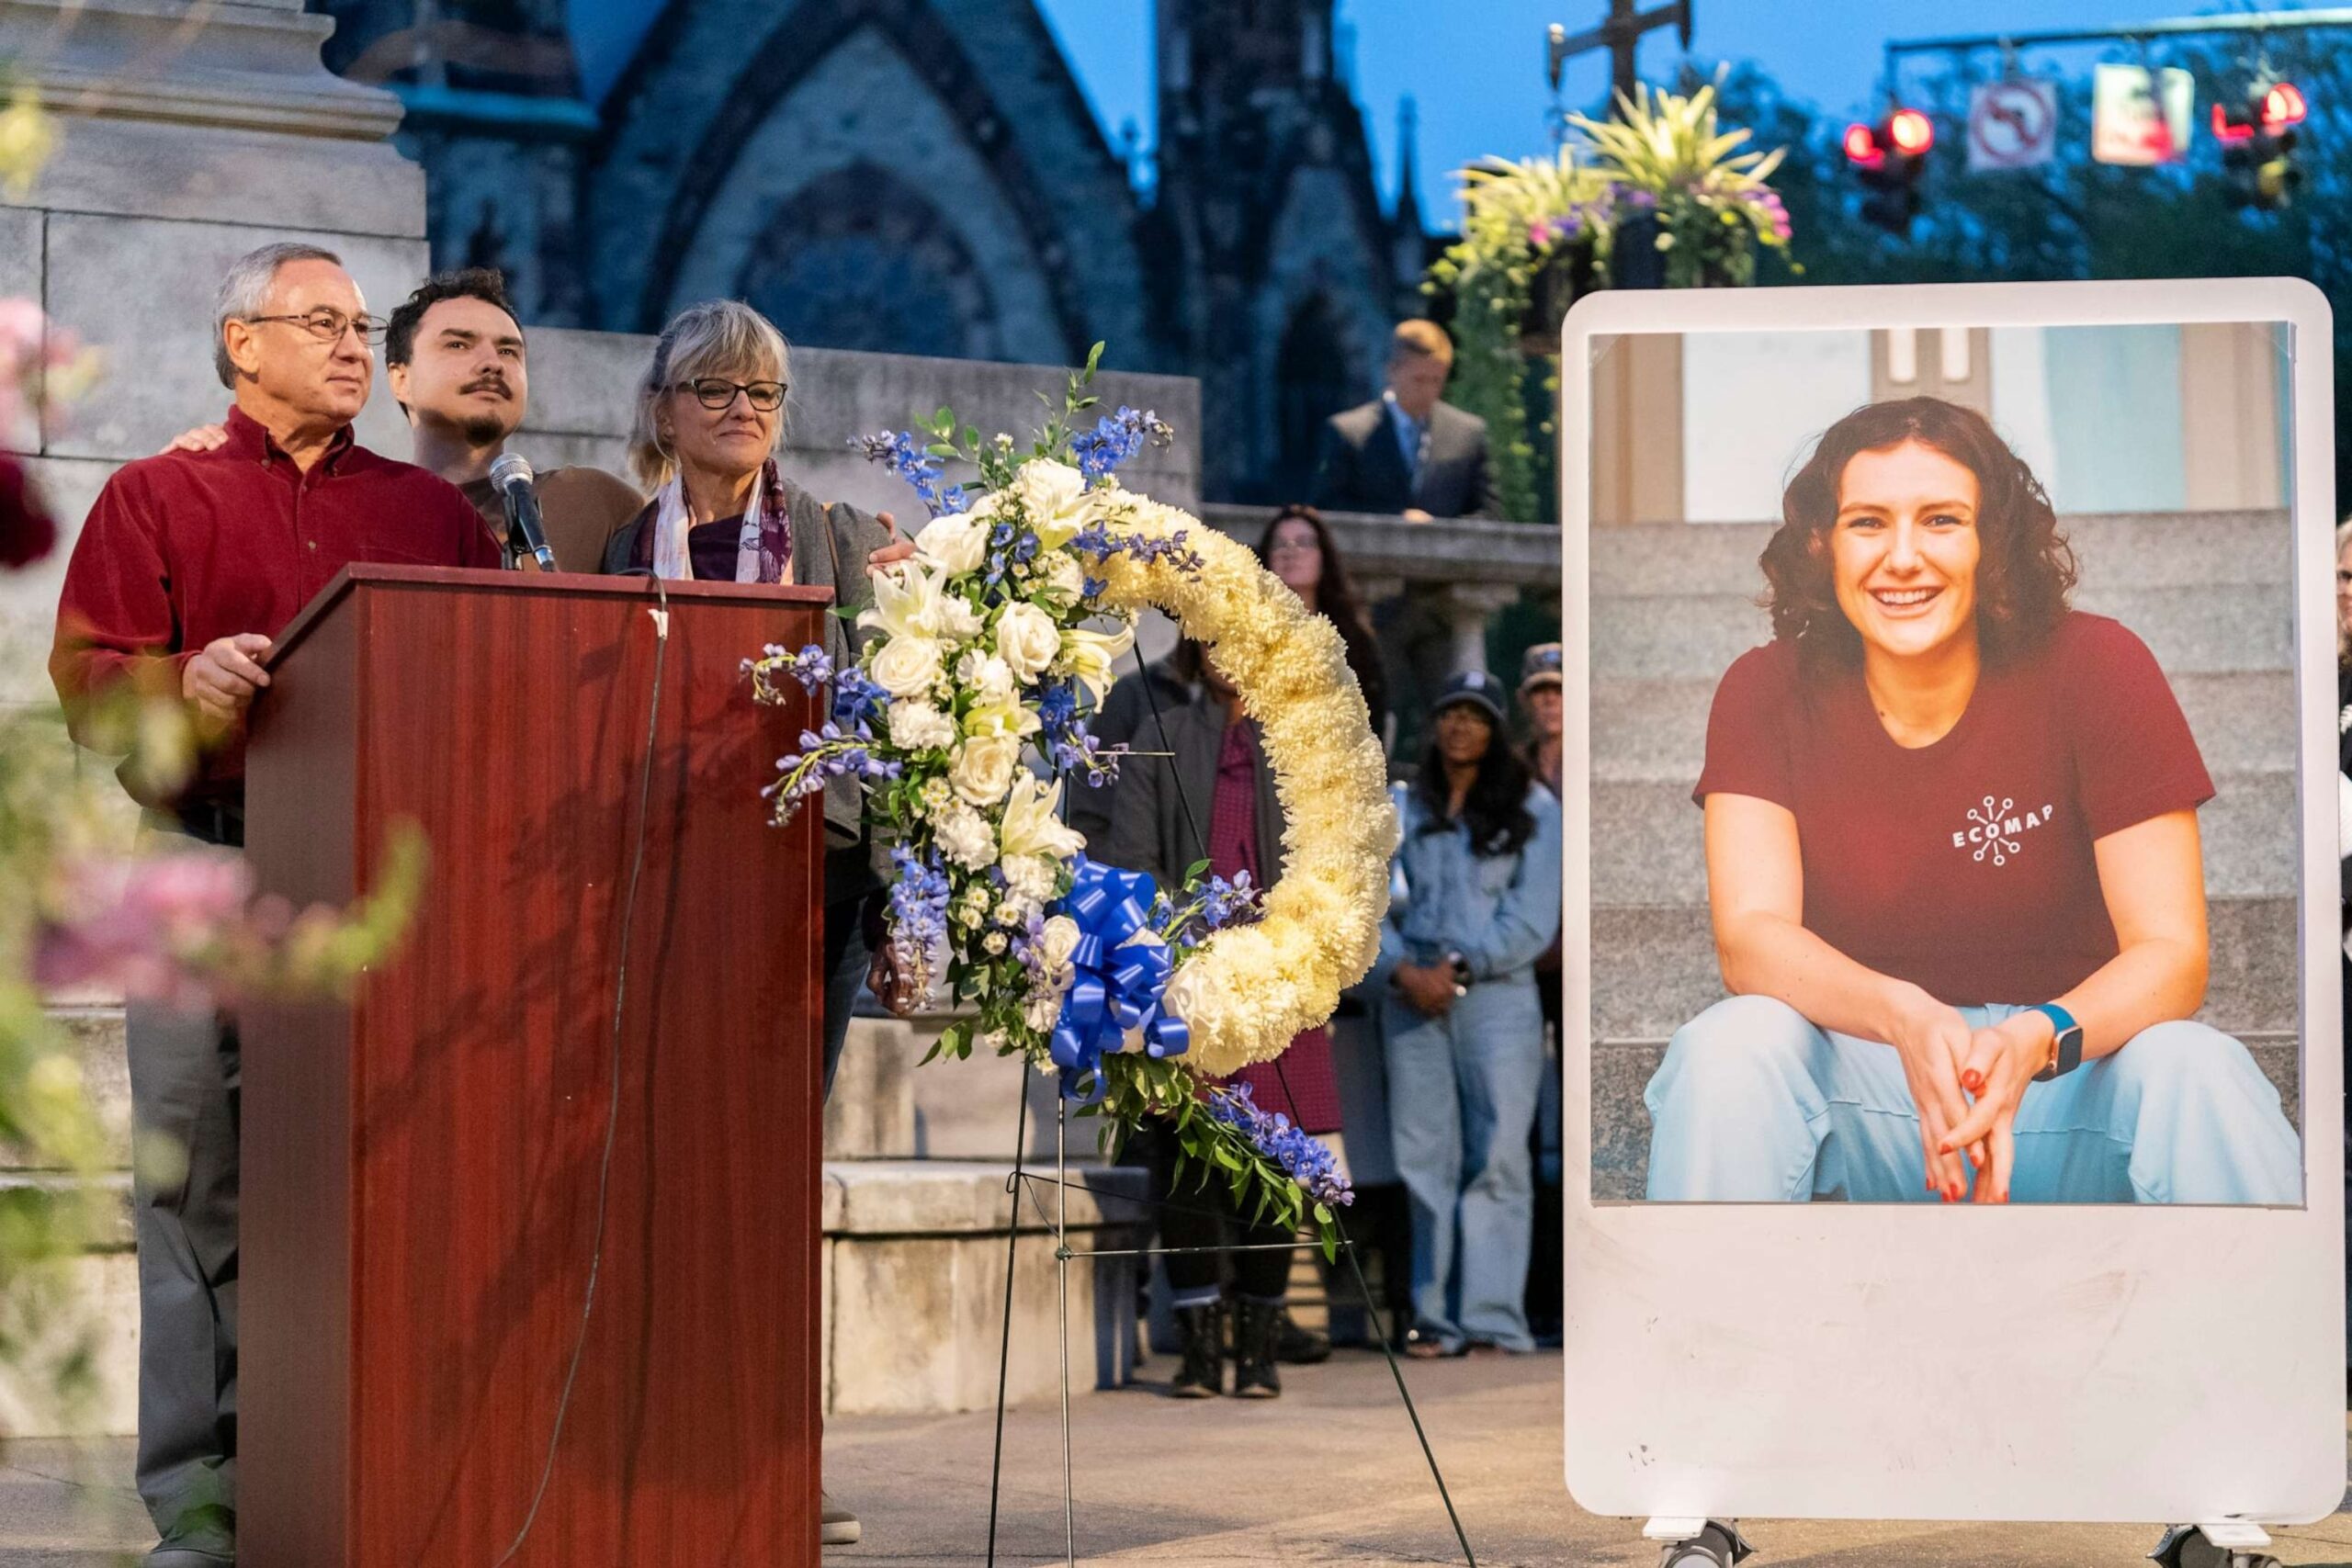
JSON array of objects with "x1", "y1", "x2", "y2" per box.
[{"x1": 50, "y1": 404, "x2": 500, "y2": 807}]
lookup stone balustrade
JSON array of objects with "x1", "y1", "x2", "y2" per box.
[{"x1": 1197, "y1": 502, "x2": 1560, "y2": 677}]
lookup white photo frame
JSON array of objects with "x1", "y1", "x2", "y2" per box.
[{"x1": 1560, "y1": 278, "x2": 2344, "y2": 1523}]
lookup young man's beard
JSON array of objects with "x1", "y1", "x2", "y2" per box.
[{"x1": 456, "y1": 412, "x2": 507, "y2": 446}]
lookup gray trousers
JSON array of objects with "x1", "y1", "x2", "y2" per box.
[
  {"x1": 127, "y1": 972, "x2": 241, "y2": 1529},
  {"x1": 125, "y1": 819, "x2": 240, "y2": 1529}
]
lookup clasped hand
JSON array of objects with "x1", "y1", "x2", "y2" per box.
[{"x1": 1888, "y1": 995, "x2": 2053, "y2": 1204}]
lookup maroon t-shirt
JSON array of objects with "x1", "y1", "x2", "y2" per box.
[{"x1": 1693, "y1": 613, "x2": 2213, "y2": 1006}]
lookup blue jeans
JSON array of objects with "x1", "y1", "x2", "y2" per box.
[
  {"x1": 1384, "y1": 977, "x2": 1546, "y2": 1350},
  {"x1": 1645, "y1": 995, "x2": 2301, "y2": 1203}
]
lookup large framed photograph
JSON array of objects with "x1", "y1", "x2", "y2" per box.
[{"x1": 1561, "y1": 280, "x2": 2343, "y2": 1520}]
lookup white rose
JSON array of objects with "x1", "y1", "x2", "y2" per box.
[
  {"x1": 869, "y1": 635, "x2": 945, "y2": 700},
  {"x1": 994, "y1": 602, "x2": 1061, "y2": 682},
  {"x1": 1057, "y1": 623, "x2": 1136, "y2": 707},
  {"x1": 934, "y1": 803, "x2": 999, "y2": 870},
  {"x1": 1023, "y1": 994, "x2": 1064, "y2": 1032},
  {"x1": 888, "y1": 701, "x2": 956, "y2": 751},
  {"x1": 1039, "y1": 914, "x2": 1082, "y2": 970},
  {"x1": 949, "y1": 733, "x2": 1022, "y2": 807},
  {"x1": 982, "y1": 931, "x2": 1008, "y2": 956},
  {"x1": 1012, "y1": 459, "x2": 1092, "y2": 548},
  {"x1": 1161, "y1": 959, "x2": 1228, "y2": 1036},
  {"x1": 914, "y1": 512, "x2": 989, "y2": 575}
]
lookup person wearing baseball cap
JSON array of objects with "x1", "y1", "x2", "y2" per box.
[{"x1": 1365, "y1": 668, "x2": 1561, "y2": 1357}]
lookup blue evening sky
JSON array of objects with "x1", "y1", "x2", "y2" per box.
[
  {"x1": 571, "y1": 3, "x2": 2265, "y2": 221},
  {"x1": 1033, "y1": 1, "x2": 2246, "y2": 216}
]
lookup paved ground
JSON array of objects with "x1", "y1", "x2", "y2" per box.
[{"x1": 7, "y1": 1351, "x2": 2351, "y2": 1565}]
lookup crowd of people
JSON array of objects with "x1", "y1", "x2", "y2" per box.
[{"x1": 45, "y1": 243, "x2": 1554, "y2": 1562}]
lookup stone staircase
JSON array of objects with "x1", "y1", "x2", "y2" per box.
[
  {"x1": 1589, "y1": 510, "x2": 2303, "y2": 1199},
  {"x1": 2, "y1": 1006, "x2": 1152, "y2": 1436}
]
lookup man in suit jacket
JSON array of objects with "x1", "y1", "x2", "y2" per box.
[{"x1": 1311, "y1": 320, "x2": 1499, "y2": 521}]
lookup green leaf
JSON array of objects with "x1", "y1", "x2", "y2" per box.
[
  {"x1": 1183, "y1": 858, "x2": 1211, "y2": 885},
  {"x1": 1312, "y1": 1202, "x2": 1333, "y2": 1225}
]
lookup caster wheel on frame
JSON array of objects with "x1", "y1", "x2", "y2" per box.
[{"x1": 1659, "y1": 1522, "x2": 1753, "y2": 1568}]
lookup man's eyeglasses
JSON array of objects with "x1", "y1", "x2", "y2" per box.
[
  {"x1": 682, "y1": 378, "x2": 786, "y2": 412},
  {"x1": 243, "y1": 310, "x2": 388, "y2": 347}
]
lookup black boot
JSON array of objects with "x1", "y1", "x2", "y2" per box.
[
  {"x1": 1232, "y1": 1297, "x2": 1283, "y2": 1398},
  {"x1": 1170, "y1": 1302, "x2": 1224, "y2": 1398}
]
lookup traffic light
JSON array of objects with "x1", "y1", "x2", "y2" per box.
[
  {"x1": 1844, "y1": 107, "x2": 1934, "y2": 236},
  {"x1": 2213, "y1": 80, "x2": 2307, "y2": 210}
]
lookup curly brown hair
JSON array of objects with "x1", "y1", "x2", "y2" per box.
[{"x1": 1759, "y1": 396, "x2": 2076, "y2": 672}]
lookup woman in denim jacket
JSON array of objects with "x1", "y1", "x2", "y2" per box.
[{"x1": 1366, "y1": 671, "x2": 1563, "y2": 1356}]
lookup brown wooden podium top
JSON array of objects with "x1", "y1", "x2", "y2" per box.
[{"x1": 266, "y1": 562, "x2": 838, "y2": 670}]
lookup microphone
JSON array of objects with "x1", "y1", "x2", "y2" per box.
[{"x1": 489, "y1": 452, "x2": 558, "y2": 573}]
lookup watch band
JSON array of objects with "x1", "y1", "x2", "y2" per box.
[{"x1": 2028, "y1": 1002, "x2": 2085, "y2": 1081}]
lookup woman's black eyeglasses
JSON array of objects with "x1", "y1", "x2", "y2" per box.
[{"x1": 681, "y1": 378, "x2": 786, "y2": 412}]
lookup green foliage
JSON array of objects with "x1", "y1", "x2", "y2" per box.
[{"x1": 1423, "y1": 80, "x2": 1792, "y2": 522}]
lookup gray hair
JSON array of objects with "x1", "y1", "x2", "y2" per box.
[
  {"x1": 214, "y1": 242, "x2": 345, "y2": 389},
  {"x1": 628, "y1": 299, "x2": 792, "y2": 487}
]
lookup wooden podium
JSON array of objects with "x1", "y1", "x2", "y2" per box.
[{"x1": 240, "y1": 566, "x2": 829, "y2": 1567}]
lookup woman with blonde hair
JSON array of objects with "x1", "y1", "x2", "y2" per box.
[{"x1": 602, "y1": 299, "x2": 910, "y2": 1548}]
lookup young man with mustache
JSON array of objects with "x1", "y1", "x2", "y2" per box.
[{"x1": 165, "y1": 269, "x2": 640, "y2": 570}]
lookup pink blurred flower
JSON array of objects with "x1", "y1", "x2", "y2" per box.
[{"x1": 34, "y1": 851, "x2": 254, "y2": 1006}]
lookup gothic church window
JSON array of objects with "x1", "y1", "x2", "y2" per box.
[{"x1": 737, "y1": 164, "x2": 999, "y2": 362}]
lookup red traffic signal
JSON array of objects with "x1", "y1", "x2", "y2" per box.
[
  {"x1": 1845, "y1": 107, "x2": 1932, "y2": 169},
  {"x1": 2261, "y1": 81, "x2": 2306, "y2": 130},
  {"x1": 1887, "y1": 107, "x2": 1935, "y2": 156}
]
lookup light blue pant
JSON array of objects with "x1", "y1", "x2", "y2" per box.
[
  {"x1": 1645, "y1": 995, "x2": 2302, "y2": 1204},
  {"x1": 1384, "y1": 978, "x2": 1546, "y2": 1350}
]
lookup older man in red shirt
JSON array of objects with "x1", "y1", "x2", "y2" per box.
[{"x1": 50, "y1": 241, "x2": 495, "y2": 1568}]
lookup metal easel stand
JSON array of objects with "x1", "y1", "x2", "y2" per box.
[
  {"x1": 981, "y1": 1079, "x2": 1478, "y2": 1567},
  {"x1": 1643, "y1": 1517, "x2": 1754, "y2": 1568},
  {"x1": 2150, "y1": 1521, "x2": 2282, "y2": 1568}
]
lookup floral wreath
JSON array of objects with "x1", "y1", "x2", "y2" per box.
[{"x1": 749, "y1": 348, "x2": 1397, "y2": 1240}]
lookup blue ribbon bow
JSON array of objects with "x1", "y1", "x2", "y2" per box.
[{"x1": 1048, "y1": 855, "x2": 1191, "y2": 1100}]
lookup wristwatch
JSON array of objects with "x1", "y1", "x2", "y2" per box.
[{"x1": 2027, "y1": 1002, "x2": 2085, "y2": 1082}]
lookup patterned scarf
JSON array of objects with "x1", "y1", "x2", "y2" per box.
[{"x1": 638, "y1": 457, "x2": 793, "y2": 582}]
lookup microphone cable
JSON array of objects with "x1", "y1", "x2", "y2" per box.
[{"x1": 492, "y1": 570, "x2": 671, "y2": 1565}]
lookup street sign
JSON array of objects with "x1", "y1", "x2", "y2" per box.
[
  {"x1": 1966, "y1": 78, "x2": 2059, "y2": 171},
  {"x1": 2094, "y1": 62, "x2": 2196, "y2": 164}
]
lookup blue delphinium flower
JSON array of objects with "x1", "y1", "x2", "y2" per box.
[
  {"x1": 1070, "y1": 406, "x2": 1175, "y2": 480},
  {"x1": 830, "y1": 666, "x2": 886, "y2": 731},
  {"x1": 888, "y1": 845, "x2": 952, "y2": 982},
  {"x1": 855, "y1": 431, "x2": 966, "y2": 518},
  {"x1": 1203, "y1": 1082, "x2": 1353, "y2": 1210}
]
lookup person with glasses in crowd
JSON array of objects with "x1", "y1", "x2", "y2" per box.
[
  {"x1": 159, "y1": 268, "x2": 646, "y2": 573},
  {"x1": 49, "y1": 242, "x2": 501, "y2": 1568},
  {"x1": 600, "y1": 299, "x2": 911, "y2": 1549}
]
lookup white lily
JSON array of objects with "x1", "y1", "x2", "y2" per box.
[{"x1": 999, "y1": 774, "x2": 1086, "y2": 863}]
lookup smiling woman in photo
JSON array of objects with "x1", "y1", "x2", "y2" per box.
[{"x1": 1645, "y1": 395, "x2": 2300, "y2": 1205}]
